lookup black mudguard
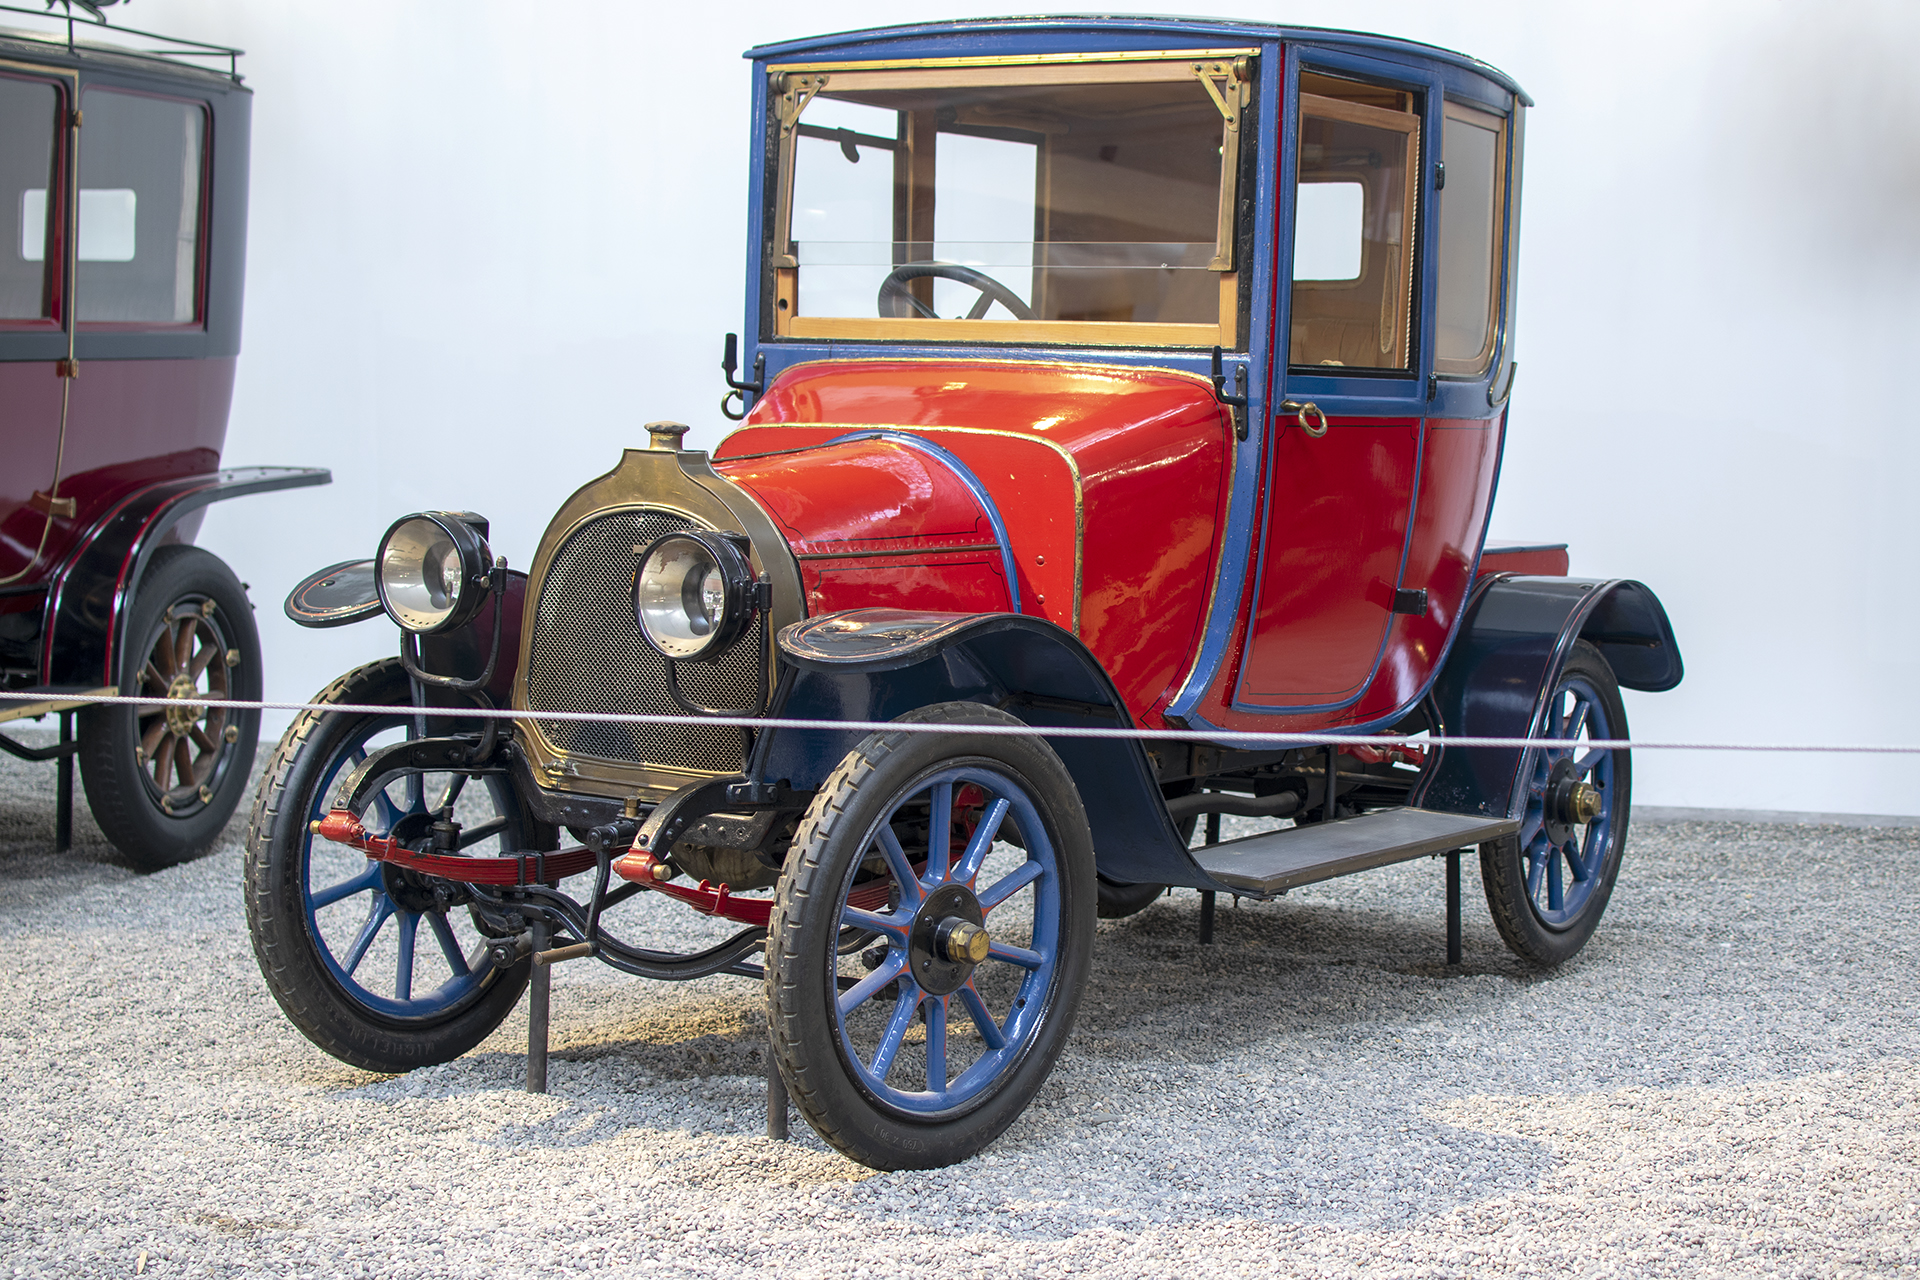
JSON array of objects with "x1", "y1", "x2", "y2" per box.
[
  {"x1": 1412, "y1": 575, "x2": 1682, "y2": 821},
  {"x1": 41, "y1": 466, "x2": 330, "y2": 687},
  {"x1": 765, "y1": 609, "x2": 1217, "y2": 890}
]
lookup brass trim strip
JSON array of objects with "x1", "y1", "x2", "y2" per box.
[
  {"x1": 785, "y1": 316, "x2": 1225, "y2": 346},
  {"x1": 0, "y1": 687, "x2": 113, "y2": 726},
  {"x1": 769, "y1": 48, "x2": 1259, "y2": 73}
]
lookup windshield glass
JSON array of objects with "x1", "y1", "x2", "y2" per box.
[{"x1": 771, "y1": 55, "x2": 1249, "y2": 347}]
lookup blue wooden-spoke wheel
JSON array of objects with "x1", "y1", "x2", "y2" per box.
[
  {"x1": 769, "y1": 703, "x2": 1094, "y2": 1171},
  {"x1": 1481, "y1": 641, "x2": 1632, "y2": 966},
  {"x1": 244, "y1": 659, "x2": 534, "y2": 1072}
]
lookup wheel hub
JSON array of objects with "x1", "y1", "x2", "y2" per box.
[
  {"x1": 163, "y1": 673, "x2": 200, "y2": 735},
  {"x1": 1544, "y1": 759, "x2": 1603, "y2": 846},
  {"x1": 907, "y1": 882, "x2": 987, "y2": 996}
]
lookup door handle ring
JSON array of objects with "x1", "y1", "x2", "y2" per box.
[{"x1": 1280, "y1": 400, "x2": 1329, "y2": 437}]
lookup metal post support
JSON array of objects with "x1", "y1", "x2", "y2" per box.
[
  {"x1": 526, "y1": 920, "x2": 551, "y2": 1094},
  {"x1": 1199, "y1": 811, "x2": 1220, "y2": 944},
  {"x1": 767, "y1": 1036, "x2": 789, "y2": 1141},
  {"x1": 55, "y1": 711, "x2": 72, "y2": 853},
  {"x1": 1445, "y1": 849, "x2": 1462, "y2": 966}
]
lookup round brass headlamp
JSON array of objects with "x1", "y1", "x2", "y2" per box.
[
  {"x1": 375, "y1": 512, "x2": 492, "y2": 634},
  {"x1": 634, "y1": 531, "x2": 755, "y2": 660}
]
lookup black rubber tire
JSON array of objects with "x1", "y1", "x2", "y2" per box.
[
  {"x1": 1096, "y1": 875, "x2": 1164, "y2": 919},
  {"x1": 1480, "y1": 641, "x2": 1632, "y2": 966},
  {"x1": 768, "y1": 702, "x2": 1095, "y2": 1170},
  {"x1": 78, "y1": 545, "x2": 262, "y2": 870},
  {"x1": 243, "y1": 659, "x2": 532, "y2": 1072}
]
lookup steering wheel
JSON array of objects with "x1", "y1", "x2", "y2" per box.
[{"x1": 877, "y1": 262, "x2": 1035, "y2": 321}]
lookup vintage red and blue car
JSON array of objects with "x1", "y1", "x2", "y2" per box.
[
  {"x1": 0, "y1": 5, "x2": 327, "y2": 868},
  {"x1": 247, "y1": 16, "x2": 1682, "y2": 1171}
]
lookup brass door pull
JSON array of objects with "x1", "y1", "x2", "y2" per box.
[{"x1": 1279, "y1": 400, "x2": 1328, "y2": 437}]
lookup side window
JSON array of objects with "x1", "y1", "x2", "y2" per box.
[
  {"x1": 2, "y1": 73, "x2": 61, "y2": 322},
  {"x1": 1288, "y1": 75, "x2": 1419, "y2": 371},
  {"x1": 1433, "y1": 102, "x2": 1507, "y2": 376},
  {"x1": 76, "y1": 88, "x2": 205, "y2": 325}
]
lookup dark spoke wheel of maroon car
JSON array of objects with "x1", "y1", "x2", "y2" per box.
[
  {"x1": 244, "y1": 659, "x2": 533, "y2": 1072},
  {"x1": 1480, "y1": 641, "x2": 1632, "y2": 966},
  {"x1": 78, "y1": 546, "x2": 262, "y2": 870},
  {"x1": 768, "y1": 703, "x2": 1095, "y2": 1170}
]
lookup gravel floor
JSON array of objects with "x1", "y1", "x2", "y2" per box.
[{"x1": 2, "y1": 734, "x2": 1917, "y2": 1278}]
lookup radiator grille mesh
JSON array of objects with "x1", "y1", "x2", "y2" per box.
[{"x1": 523, "y1": 509, "x2": 762, "y2": 774}]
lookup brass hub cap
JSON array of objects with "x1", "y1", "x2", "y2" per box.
[{"x1": 907, "y1": 882, "x2": 988, "y2": 996}]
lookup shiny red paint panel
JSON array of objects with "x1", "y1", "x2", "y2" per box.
[
  {"x1": 1478, "y1": 542, "x2": 1569, "y2": 578},
  {"x1": 0, "y1": 357, "x2": 234, "y2": 583},
  {"x1": 715, "y1": 437, "x2": 1013, "y2": 617},
  {"x1": 1186, "y1": 411, "x2": 1506, "y2": 733},
  {"x1": 1237, "y1": 418, "x2": 1421, "y2": 706},
  {"x1": 720, "y1": 360, "x2": 1234, "y2": 724}
]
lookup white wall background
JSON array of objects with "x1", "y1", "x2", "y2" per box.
[{"x1": 82, "y1": 0, "x2": 1920, "y2": 815}]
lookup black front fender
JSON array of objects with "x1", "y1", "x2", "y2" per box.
[{"x1": 762, "y1": 609, "x2": 1215, "y2": 889}]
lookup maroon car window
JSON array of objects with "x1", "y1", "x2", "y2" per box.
[
  {"x1": 1, "y1": 74, "x2": 60, "y2": 321},
  {"x1": 75, "y1": 89, "x2": 205, "y2": 325},
  {"x1": 1433, "y1": 103, "x2": 1507, "y2": 376},
  {"x1": 1288, "y1": 78, "x2": 1419, "y2": 370}
]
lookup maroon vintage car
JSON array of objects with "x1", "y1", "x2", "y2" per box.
[
  {"x1": 247, "y1": 17, "x2": 1680, "y2": 1171},
  {"x1": 0, "y1": 5, "x2": 326, "y2": 866}
]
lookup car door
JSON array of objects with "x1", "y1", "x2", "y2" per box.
[{"x1": 1235, "y1": 65, "x2": 1426, "y2": 713}]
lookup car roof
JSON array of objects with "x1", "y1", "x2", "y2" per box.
[{"x1": 747, "y1": 14, "x2": 1529, "y2": 105}]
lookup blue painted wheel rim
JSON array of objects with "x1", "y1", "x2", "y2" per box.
[
  {"x1": 830, "y1": 764, "x2": 1062, "y2": 1117},
  {"x1": 1517, "y1": 674, "x2": 1618, "y2": 930},
  {"x1": 300, "y1": 715, "x2": 512, "y2": 1021}
]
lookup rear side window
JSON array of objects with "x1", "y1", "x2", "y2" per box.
[
  {"x1": 1, "y1": 73, "x2": 61, "y2": 321},
  {"x1": 1433, "y1": 103, "x2": 1507, "y2": 376},
  {"x1": 75, "y1": 88, "x2": 205, "y2": 324},
  {"x1": 1288, "y1": 76, "x2": 1420, "y2": 371}
]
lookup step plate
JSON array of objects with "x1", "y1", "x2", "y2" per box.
[{"x1": 1193, "y1": 808, "x2": 1520, "y2": 896}]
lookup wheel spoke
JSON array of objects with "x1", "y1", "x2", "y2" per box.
[
  {"x1": 425, "y1": 910, "x2": 469, "y2": 978},
  {"x1": 189, "y1": 724, "x2": 218, "y2": 754},
  {"x1": 310, "y1": 860, "x2": 382, "y2": 910},
  {"x1": 150, "y1": 733, "x2": 173, "y2": 788},
  {"x1": 171, "y1": 736, "x2": 194, "y2": 790},
  {"x1": 1524, "y1": 843, "x2": 1547, "y2": 902},
  {"x1": 402, "y1": 772, "x2": 424, "y2": 815},
  {"x1": 925, "y1": 996, "x2": 948, "y2": 1092},
  {"x1": 954, "y1": 797, "x2": 1010, "y2": 885},
  {"x1": 874, "y1": 826, "x2": 923, "y2": 907},
  {"x1": 188, "y1": 636, "x2": 217, "y2": 681},
  {"x1": 139, "y1": 718, "x2": 167, "y2": 762},
  {"x1": 957, "y1": 980, "x2": 1007, "y2": 1051},
  {"x1": 1564, "y1": 696, "x2": 1591, "y2": 743},
  {"x1": 1567, "y1": 836, "x2": 1594, "y2": 883},
  {"x1": 840, "y1": 905, "x2": 910, "y2": 939},
  {"x1": 1547, "y1": 847, "x2": 1565, "y2": 911},
  {"x1": 367, "y1": 788, "x2": 403, "y2": 834},
  {"x1": 141, "y1": 661, "x2": 169, "y2": 694},
  {"x1": 341, "y1": 895, "x2": 395, "y2": 976},
  {"x1": 925, "y1": 781, "x2": 954, "y2": 884},
  {"x1": 837, "y1": 951, "x2": 905, "y2": 1016},
  {"x1": 457, "y1": 817, "x2": 509, "y2": 849},
  {"x1": 394, "y1": 912, "x2": 419, "y2": 1000},
  {"x1": 978, "y1": 859, "x2": 1042, "y2": 911},
  {"x1": 868, "y1": 983, "x2": 921, "y2": 1083},
  {"x1": 986, "y1": 939, "x2": 1045, "y2": 971},
  {"x1": 171, "y1": 618, "x2": 195, "y2": 675}
]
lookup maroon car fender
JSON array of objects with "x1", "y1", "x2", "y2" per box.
[{"x1": 40, "y1": 466, "x2": 330, "y2": 687}]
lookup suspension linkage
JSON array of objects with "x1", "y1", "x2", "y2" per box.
[{"x1": 309, "y1": 809, "x2": 598, "y2": 886}]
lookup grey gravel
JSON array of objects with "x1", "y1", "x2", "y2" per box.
[{"x1": 2, "y1": 733, "x2": 1917, "y2": 1278}]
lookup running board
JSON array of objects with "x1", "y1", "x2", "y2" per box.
[{"x1": 1192, "y1": 808, "x2": 1519, "y2": 896}]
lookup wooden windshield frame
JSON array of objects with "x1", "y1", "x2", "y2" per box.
[{"x1": 765, "y1": 50, "x2": 1257, "y2": 348}]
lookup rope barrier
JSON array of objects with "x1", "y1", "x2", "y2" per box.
[{"x1": 3, "y1": 687, "x2": 1917, "y2": 754}]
